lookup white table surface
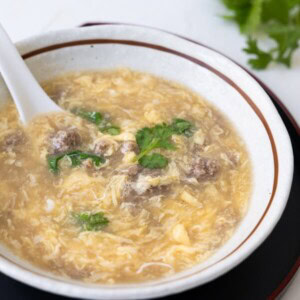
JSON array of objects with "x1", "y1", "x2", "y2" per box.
[{"x1": 0, "y1": 0, "x2": 299, "y2": 298}]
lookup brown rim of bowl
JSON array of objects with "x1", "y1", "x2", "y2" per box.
[
  {"x1": 2, "y1": 30, "x2": 278, "y2": 287},
  {"x1": 82, "y1": 22, "x2": 300, "y2": 135}
]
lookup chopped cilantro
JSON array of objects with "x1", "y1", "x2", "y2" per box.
[
  {"x1": 104, "y1": 126, "x2": 121, "y2": 136},
  {"x1": 72, "y1": 108, "x2": 120, "y2": 135},
  {"x1": 170, "y1": 118, "x2": 193, "y2": 137},
  {"x1": 135, "y1": 118, "x2": 193, "y2": 168},
  {"x1": 73, "y1": 212, "x2": 109, "y2": 231},
  {"x1": 73, "y1": 109, "x2": 103, "y2": 125},
  {"x1": 138, "y1": 153, "x2": 169, "y2": 169},
  {"x1": 47, "y1": 150, "x2": 105, "y2": 173}
]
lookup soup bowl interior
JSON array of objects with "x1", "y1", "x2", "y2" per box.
[{"x1": 0, "y1": 25, "x2": 293, "y2": 299}]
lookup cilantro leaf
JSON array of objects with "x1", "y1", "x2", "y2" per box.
[
  {"x1": 135, "y1": 124, "x2": 174, "y2": 161},
  {"x1": 262, "y1": 0, "x2": 290, "y2": 24},
  {"x1": 73, "y1": 212, "x2": 109, "y2": 231},
  {"x1": 135, "y1": 118, "x2": 194, "y2": 168},
  {"x1": 47, "y1": 150, "x2": 105, "y2": 173},
  {"x1": 104, "y1": 126, "x2": 121, "y2": 136},
  {"x1": 221, "y1": 0, "x2": 300, "y2": 69},
  {"x1": 136, "y1": 127, "x2": 156, "y2": 151},
  {"x1": 266, "y1": 24, "x2": 300, "y2": 67},
  {"x1": 222, "y1": 0, "x2": 263, "y2": 33},
  {"x1": 243, "y1": 37, "x2": 273, "y2": 69},
  {"x1": 242, "y1": 0, "x2": 264, "y2": 34},
  {"x1": 170, "y1": 118, "x2": 193, "y2": 137},
  {"x1": 73, "y1": 109, "x2": 103, "y2": 125},
  {"x1": 73, "y1": 108, "x2": 120, "y2": 135},
  {"x1": 138, "y1": 153, "x2": 168, "y2": 169},
  {"x1": 153, "y1": 124, "x2": 176, "y2": 150}
]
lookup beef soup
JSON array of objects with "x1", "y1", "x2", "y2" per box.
[{"x1": 0, "y1": 68, "x2": 251, "y2": 284}]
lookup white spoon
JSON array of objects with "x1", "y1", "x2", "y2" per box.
[{"x1": 0, "y1": 24, "x2": 62, "y2": 124}]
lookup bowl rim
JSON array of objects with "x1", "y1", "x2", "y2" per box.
[{"x1": 0, "y1": 23, "x2": 294, "y2": 299}]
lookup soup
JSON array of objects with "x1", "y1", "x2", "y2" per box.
[{"x1": 0, "y1": 69, "x2": 251, "y2": 283}]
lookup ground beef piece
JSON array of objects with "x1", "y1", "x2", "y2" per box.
[
  {"x1": 120, "y1": 164, "x2": 170, "y2": 204},
  {"x1": 2, "y1": 131, "x2": 25, "y2": 150},
  {"x1": 120, "y1": 141, "x2": 138, "y2": 154},
  {"x1": 50, "y1": 129, "x2": 81, "y2": 153},
  {"x1": 188, "y1": 156, "x2": 219, "y2": 181}
]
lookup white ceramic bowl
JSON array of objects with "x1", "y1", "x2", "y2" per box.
[{"x1": 0, "y1": 24, "x2": 294, "y2": 299}]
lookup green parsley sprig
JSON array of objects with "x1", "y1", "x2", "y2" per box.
[
  {"x1": 73, "y1": 212, "x2": 109, "y2": 231},
  {"x1": 47, "y1": 150, "x2": 105, "y2": 173},
  {"x1": 135, "y1": 118, "x2": 193, "y2": 169},
  {"x1": 72, "y1": 108, "x2": 121, "y2": 135},
  {"x1": 222, "y1": 0, "x2": 300, "y2": 69}
]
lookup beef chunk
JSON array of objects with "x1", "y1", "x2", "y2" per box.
[
  {"x1": 50, "y1": 129, "x2": 81, "y2": 153},
  {"x1": 2, "y1": 131, "x2": 25, "y2": 150},
  {"x1": 120, "y1": 141, "x2": 138, "y2": 154},
  {"x1": 120, "y1": 163, "x2": 170, "y2": 203},
  {"x1": 188, "y1": 156, "x2": 219, "y2": 181}
]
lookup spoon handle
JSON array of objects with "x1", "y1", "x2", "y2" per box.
[{"x1": 0, "y1": 24, "x2": 61, "y2": 124}]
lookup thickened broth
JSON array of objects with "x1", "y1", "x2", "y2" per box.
[{"x1": 0, "y1": 69, "x2": 251, "y2": 283}]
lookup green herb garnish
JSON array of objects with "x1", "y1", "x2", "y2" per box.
[
  {"x1": 73, "y1": 108, "x2": 120, "y2": 135},
  {"x1": 47, "y1": 150, "x2": 105, "y2": 173},
  {"x1": 73, "y1": 212, "x2": 109, "y2": 231},
  {"x1": 135, "y1": 118, "x2": 193, "y2": 168},
  {"x1": 221, "y1": 0, "x2": 300, "y2": 69},
  {"x1": 74, "y1": 109, "x2": 103, "y2": 124},
  {"x1": 170, "y1": 118, "x2": 193, "y2": 137},
  {"x1": 98, "y1": 123, "x2": 121, "y2": 136},
  {"x1": 104, "y1": 126, "x2": 121, "y2": 136},
  {"x1": 243, "y1": 37, "x2": 273, "y2": 69},
  {"x1": 138, "y1": 153, "x2": 169, "y2": 169}
]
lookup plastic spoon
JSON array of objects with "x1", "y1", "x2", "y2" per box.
[{"x1": 0, "y1": 24, "x2": 62, "y2": 124}]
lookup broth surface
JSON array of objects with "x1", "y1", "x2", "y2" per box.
[{"x1": 0, "y1": 69, "x2": 251, "y2": 283}]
